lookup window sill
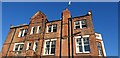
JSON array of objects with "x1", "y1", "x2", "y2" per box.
[
  {"x1": 76, "y1": 52, "x2": 90, "y2": 54},
  {"x1": 74, "y1": 28, "x2": 87, "y2": 30},
  {"x1": 46, "y1": 32, "x2": 57, "y2": 34},
  {"x1": 43, "y1": 54, "x2": 55, "y2": 56},
  {"x1": 18, "y1": 36, "x2": 26, "y2": 38}
]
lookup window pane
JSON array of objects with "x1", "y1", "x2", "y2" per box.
[
  {"x1": 83, "y1": 37, "x2": 90, "y2": 52},
  {"x1": 77, "y1": 46, "x2": 82, "y2": 52},
  {"x1": 32, "y1": 27, "x2": 35, "y2": 34},
  {"x1": 83, "y1": 37, "x2": 89, "y2": 44},
  {"x1": 81, "y1": 20, "x2": 86, "y2": 24},
  {"x1": 97, "y1": 42, "x2": 102, "y2": 55},
  {"x1": 45, "y1": 41, "x2": 50, "y2": 54},
  {"x1": 75, "y1": 21, "x2": 80, "y2": 25},
  {"x1": 35, "y1": 42, "x2": 38, "y2": 51},
  {"x1": 53, "y1": 25, "x2": 57, "y2": 32},
  {"x1": 29, "y1": 43, "x2": 32, "y2": 46},
  {"x1": 75, "y1": 26, "x2": 80, "y2": 29},
  {"x1": 51, "y1": 41, "x2": 56, "y2": 54},
  {"x1": 77, "y1": 38, "x2": 82, "y2": 44},
  {"x1": 28, "y1": 43, "x2": 32, "y2": 49},
  {"x1": 84, "y1": 45, "x2": 90, "y2": 52},
  {"x1": 24, "y1": 29, "x2": 27, "y2": 36},
  {"x1": 19, "y1": 44, "x2": 24, "y2": 50},
  {"x1": 51, "y1": 48, "x2": 55, "y2": 54},
  {"x1": 75, "y1": 21, "x2": 80, "y2": 29},
  {"x1": 15, "y1": 45, "x2": 19, "y2": 51},
  {"x1": 48, "y1": 26, "x2": 52, "y2": 32},
  {"x1": 76, "y1": 38, "x2": 83, "y2": 52},
  {"x1": 81, "y1": 20, "x2": 87, "y2": 28},
  {"x1": 45, "y1": 47, "x2": 50, "y2": 54},
  {"x1": 20, "y1": 29, "x2": 23, "y2": 37}
]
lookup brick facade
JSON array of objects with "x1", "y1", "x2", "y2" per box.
[{"x1": 2, "y1": 8, "x2": 106, "y2": 58}]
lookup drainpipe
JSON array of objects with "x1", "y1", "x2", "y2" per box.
[
  {"x1": 5, "y1": 27, "x2": 17, "y2": 58},
  {"x1": 40, "y1": 19, "x2": 46, "y2": 58},
  {"x1": 60, "y1": 19, "x2": 62, "y2": 58},
  {"x1": 70, "y1": 18, "x2": 74, "y2": 58},
  {"x1": 68, "y1": 18, "x2": 70, "y2": 58}
]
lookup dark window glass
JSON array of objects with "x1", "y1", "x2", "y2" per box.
[
  {"x1": 15, "y1": 45, "x2": 19, "y2": 51},
  {"x1": 19, "y1": 44, "x2": 24, "y2": 51},
  {"x1": 77, "y1": 38, "x2": 83, "y2": 52},
  {"x1": 97, "y1": 42, "x2": 103, "y2": 55},
  {"x1": 53, "y1": 25, "x2": 57, "y2": 32},
  {"x1": 20, "y1": 29, "x2": 24, "y2": 37},
  {"x1": 51, "y1": 41, "x2": 56, "y2": 54},
  {"x1": 83, "y1": 37, "x2": 90, "y2": 52},
  {"x1": 24, "y1": 29, "x2": 27, "y2": 36},
  {"x1": 34, "y1": 42, "x2": 38, "y2": 51},
  {"x1": 75, "y1": 21, "x2": 80, "y2": 29},
  {"x1": 48, "y1": 25, "x2": 52, "y2": 32},
  {"x1": 33, "y1": 27, "x2": 35, "y2": 34},
  {"x1": 45, "y1": 41, "x2": 50, "y2": 54},
  {"x1": 29, "y1": 43, "x2": 32, "y2": 49},
  {"x1": 81, "y1": 20, "x2": 87, "y2": 28}
]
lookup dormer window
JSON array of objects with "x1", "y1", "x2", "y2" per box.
[
  {"x1": 74, "y1": 20, "x2": 87, "y2": 29},
  {"x1": 18, "y1": 29, "x2": 27, "y2": 37},
  {"x1": 48, "y1": 25, "x2": 57, "y2": 32}
]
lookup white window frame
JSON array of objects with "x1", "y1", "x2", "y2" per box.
[
  {"x1": 13, "y1": 43, "x2": 24, "y2": 51},
  {"x1": 47, "y1": 25, "x2": 57, "y2": 33},
  {"x1": 75, "y1": 35, "x2": 90, "y2": 53},
  {"x1": 43, "y1": 39, "x2": 57, "y2": 55},
  {"x1": 33, "y1": 42, "x2": 38, "y2": 52},
  {"x1": 18, "y1": 30, "x2": 22, "y2": 37},
  {"x1": 74, "y1": 20, "x2": 87, "y2": 29},
  {"x1": 18, "y1": 29, "x2": 27, "y2": 37},
  {"x1": 26, "y1": 42, "x2": 32, "y2": 50},
  {"x1": 36, "y1": 26, "x2": 40, "y2": 34},
  {"x1": 30, "y1": 27, "x2": 34, "y2": 34},
  {"x1": 97, "y1": 42, "x2": 103, "y2": 56}
]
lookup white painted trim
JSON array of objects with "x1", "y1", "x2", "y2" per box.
[
  {"x1": 76, "y1": 51, "x2": 90, "y2": 53},
  {"x1": 74, "y1": 22, "x2": 76, "y2": 29},
  {"x1": 75, "y1": 36, "x2": 81, "y2": 38},
  {"x1": 47, "y1": 25, "x2": 57, "y2": 33},
  {"x1": 75, "y1": 35, "x2": 90, "y2": 53},
  {"x1": 13, "y1": 43, "x2": 24, "y2": 51},
  {"x1": 36, "y1": 26, "x2": 40, "y2": 34},
  {"x1": 22, "y1": 29, "x2": 25, "y2": 36},
  {"x1": 101, "y1": 41, "x2": 106, "y2": 56},
  {"x1": 51, "y1": 39, "x2": 57, "y2": 41},
  {"x1": 80, "y1": 21, "x2": 82, "y2": 29},
  {"x1": 26, "y1": 43, "x2": 30, "y2": 50},
  {"x1": 18, "y1": 30, "x2": 22, "y2": 37},
  {"x1": 82, "y1": 35, "x2": 89, "y2": 37},
  {"x1": 30, "y1": 27, "x2": 34, "y2": 34},
  {"x1": 33, "y1": 42, "x2": 37, "y2": 52},
  {"x1": 43, "y1": 39, "x2": 57, "y2": 55}
]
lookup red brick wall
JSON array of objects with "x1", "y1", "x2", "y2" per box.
[{"x1": 2, "y1": 9, "x2": 104, "y2": 57}]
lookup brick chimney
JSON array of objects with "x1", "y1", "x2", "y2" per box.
[{"x1": 62, "y1": 8, "x2": 71, "y2": 38}]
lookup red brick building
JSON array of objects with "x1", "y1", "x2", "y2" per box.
[{"x1": 2, "y1": 8, "x2": 106, "y2": 58}]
